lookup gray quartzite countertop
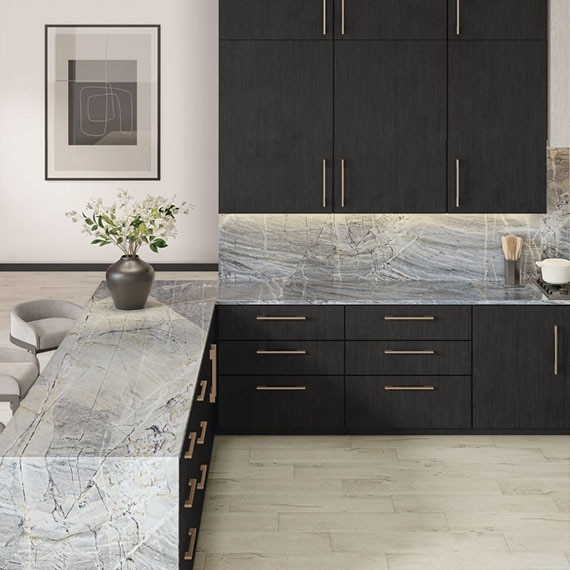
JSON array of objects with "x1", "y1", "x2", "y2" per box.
[{"x1": 217, "y1": 279, "x2": 566, "y2": 305}]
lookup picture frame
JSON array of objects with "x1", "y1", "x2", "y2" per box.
[{"x1": 45, "y1": 25, "x2": 160, "y2": 180}]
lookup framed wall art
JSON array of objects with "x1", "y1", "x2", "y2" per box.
[{"x1": 45, "y1": 25, "x2": 160, "y2": 180}]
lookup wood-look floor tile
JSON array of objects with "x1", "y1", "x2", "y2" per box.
[
  {"x1": 396, "y1": 446, "x2": 548, "y2": 463},
  {"x1": 205, "y1": 478, "x2": 343, "y2": 496},
  {"x1": 218, "y1": 435, "x2": 353, "y2": 449},
  {"x1": 209, "y1": 462, "x2": 294, "y2": 480},
  {"x1": 199, "y1": 513, "x2": 278, "y2": 532},
  {"x1": 201, "y1": 553, "x2": 389, "y2": 569},
  {"x1": 278, "y1": 512, "x2": 449, "y2": 533},
  {"x1": 392, "y1": 494, "x2": 559, "y2": 514},
  {"x1": 553, "y1": 492, "x2": 570, "y2": 513},
  {"x1": 331, "y1": 530, "x2": 510, "y2": 555},
  {"x1": 502, "y1": 518, "x2": 570, "y2": 554},
  {"x1": 351, "y1": 435, "x2": 496, "y2": 449},
  {"x1": 386, "y1": 552, "x2": 570, "y2": 569},
  {"x1": 294, "y1": 461, "x2": 446, "y2": 480},
  {"x1": 498, "y1": 477, "x2": 570, "y2": 496},
  {"x1": 250, "y1": 447, "x2": 398, "y2": 464},
  {"x1": 446, "y1": 510, "x2": 570, "y2": 532},
  {"x1": 195, "y1": 531, "x2": 333, "y2": 555}
]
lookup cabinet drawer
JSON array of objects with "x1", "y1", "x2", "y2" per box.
[
  {"x1": 219, "y1": 341, "x2": 344, "y2": 375},
  {"x1": 218, "y1": 375, "x2": 344, "y2": 432},
  {"x1": 346, "y1": 376, "x2": 471, "y2": 430},
  {"x1": 218, "y1": 305, "x2": 344, "y2": 340},
  {"x1": 347, "y1": 341, "x2": 471, "y2": 375},
  {"x1": 346, "y1": 306, "x2": 471, "y2": 340}
]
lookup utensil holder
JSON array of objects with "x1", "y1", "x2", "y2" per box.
[{"x1": 505, "y1": 259, "x2": 521, "y2": 286}]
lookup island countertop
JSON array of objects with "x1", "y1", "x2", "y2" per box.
[{"x1": 0, "y1": 279, "x2": 217, "y2": 459}]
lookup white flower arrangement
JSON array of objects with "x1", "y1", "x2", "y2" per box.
[{"x1": 66, "y1": 189, "x2": 192, "y2": 256}]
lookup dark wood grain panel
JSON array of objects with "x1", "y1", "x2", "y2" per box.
[
  {"x1": 334, "y1": 0, "x2": 446, "y2": 39},
  {"x1": 218, "y1": 375, "x2": 344, "y2": 432},
  {"x1": 335, "y1": 41, "x2": 447, "y2": 213},
  {"x1": 346, "y1": 376, "x2": 471, "y2": 430},
  {"x1": 219, "y1": 341, "x2": 344, "y2": 375},
  {"x1": 448, "y1": 41, "x2": 547, "y2": 213},
  {"x1": 449, "y1": 0, "x2": 547, "y2": 40},
  {"x1": 220, "y1": 0, "x2": 332, "y2": 40},
  {"x1": 347, "y1": 341, "x2": 471, "y2": 375},
  {"x1": 220, "y1": 41, "x2": 333, "y2": 213},
  {"x1": 346, "y1": 306, "x2": 471, "y2": 340},
  {"x1": 473, "y1": 306, "x2": 564, "y2": 429},
  {"x1": 218, "y1": 305, "x2": 344, "y2": 340}
]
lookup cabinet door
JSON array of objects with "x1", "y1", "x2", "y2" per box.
[
  {"x1": 334, "y1": 0, "x2": 446, "y2": 39},
  {"x1": 449, "y1": 0, "x2": 547, "y2": 40},
  {"x1": 473, "y1": 306, "x2": 565, "y2": 429},
  {"x1": 220, "y1": 0, "x2": 332, "y2": 40},
  {"x1": 335, "y1": 41, "x2": 446, "y2": 213},
  {"x1": 220, "y1": 41, "x2": 333, "y2": 213},
  {"x1": 448, "y1": 41, "x2": 547, "y2": 213}
]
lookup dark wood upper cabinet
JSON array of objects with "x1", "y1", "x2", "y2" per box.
[
  {"x1": 219, "y1": 41, "x2": 333, "y2": 213},
  {"x1": 449, "y1": 0, "x2": 547, "y2": 40},
  {"x1": 220, "y1": 0, "x2": 333, "y2": 40},
  {"x1": 335, "y1": 41, "x2": 447, "y2": 213},
  {"x1": 334, "y1": 0, "x2": 447, "y2": 39},
  {"x1": 448, "y1": 41, "x2": 547, "y2": 213},
  {"x1": 473, "y1": 306, "x2": 566, "y2": 430}
]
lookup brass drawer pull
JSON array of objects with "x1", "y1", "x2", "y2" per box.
[
  {"x1": 196, "y1": 380, "x2": 208, "y2": 402},
  {"x1": 256, "y1": 385, "x2": 307, "y2": 391},
  {"x1": 209, "y1": 343, "x2": 217, "y2": 404},
  {"x1": 455, "y1": 158, "x2": 461, "y2": 208},
  {"x1": 385, "y1": 386, "x2": 436, "y2": 391},
  {"x1": 384, "y1": 350, "x2": 436, "y2": 355},
  {"x1": 384, "y1": 316, "x2": 435, "y2": 321},
  {"x1": 456, "y1": 0, "x2": 461, "y2": 35},
  {"x1": 184, "y1": 478, "x2": 197, "y2": 509},
  {"x1": 341, "y1": 158, "x2": 346, "y2": 207},
  {"x1": 197, "y1": 464, "x2": 208, "y2": 490},
  {"x1": 554, "y1": 324, "x2": 559, "y2": 376},
  {"x1": 184, "y1": 431, "x2": 197, "y2": 459},
  {"x1": 323, "y1": 0, "x2": 327, "y2": 35},
  {"x1": 197, "y1": 420, "x2": 208, "y2": 445},
  {"x1": 256, "y1": 349, "x2": 307, "y2": 355},
  {"x1": 322, "y1": 159, "x2": 327, "y2": 207},
  {"x1": 341, "y1": 0, "x2": 345, "y2": 35},
  {"x1": 256, "y1": 315, "x2": 307, "y2": 321},
  {"x1": 184, "y1": 528, "x2": 197, "y2": 561}
]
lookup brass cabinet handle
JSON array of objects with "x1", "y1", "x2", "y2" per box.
[
  {"x1": 385, "y1": 385, "x2": 436, "y2": 391},
  {"x1": 256, "y1": 315, "x2": 307, "y2": 321},
  {"x1": 209, "y1": 343, "x2": 217, "y2": 404},
  {"x1": 341, "y1": 159, "x2": 346, "y2": 207},
  {"x1": 256, "y1": 385, "x2": 307, "y2": 391},
  {"x1": 196, "y1": 380, "x2": 208, "y2": 402},
  {"x1": 384, "y1": 350, "x2": 436, "y2": 355},
  {"x1": 384, "y1": 316, "x2": 435, "y2": 321},
  {"x1": 456, "y1": 0, "x2": 461, "y2": 35},
  {"x1": 256, "y1": 349, "x2": 307, "y2": 355},
  {"x1": 322, "y1": 159, "x2": 327, "y2": 207},
  {"x1": 197, "y1": 464, "x2": 208, "y2": 490},
  {"x1": 455, "y1": 158, "x2": 461, "y2": 208},
  {"x1": 184, "y1": 528, "x2": 197, "y2": 561},
  {"x1": 341, "y1": 0, "x2": 345, "y2": 35},
  {"x1": 197, "y1": 420, "x2": 208, "y2": 444},
  {"x1": 554, "y1": 324, "x2": 559, "y2": 376},
  {"x1": 323, "y1": 0, "x2": 327, "y2": 35},
  {"x1": 184, "y1": 478, "x2": 197, "y2": 509},
  {"x1": 184, "y1": 431, "x2": 197, "y2": 459}
]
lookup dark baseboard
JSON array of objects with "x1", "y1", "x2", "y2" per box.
[{"x1": 0, "y1": 263, "x2": 218, "y2": 272}]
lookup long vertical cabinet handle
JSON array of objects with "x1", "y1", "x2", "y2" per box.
[
  {"x1": 341, "y1": 159, "x2": 346, "y2": 208},
  {"x1": 455, "y1": 159, "x2": 461, "y2": 208},
  {"x1": 323, "y1": 0, "x2": 327, "y2": 35},
  {"x1": 456, "y1": 0, "x2": 461, "y2": 35},
  {"x1": 341, "y1": 0, "x2": 345, "y2": 35},
  {"x1": 554, "y1": 324, "x2": 559, "y2": 376},
  {"x1": 209, "y1": 343, "x2": 217, "y2": 404},
  {"x1": 322, "y1": 159, "x2": 327, "y2": 208}
]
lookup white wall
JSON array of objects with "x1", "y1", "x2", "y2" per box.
[{"x1": 0, "y1": 0, "x2": 218, "y2": 264}]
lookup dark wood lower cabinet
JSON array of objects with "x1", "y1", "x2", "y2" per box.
[
  {"x1": 218, "y1": 375, "x2": 344, "y2": 433},
  {"x1": 346, "y1": 376, "x2": 472, "y2": 431}
]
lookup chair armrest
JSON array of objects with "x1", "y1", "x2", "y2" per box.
[
  {"x1": 0, "y1": 347, "x2": 40, "y2": 371},
  {"x1": 10, "y1": 311, "x2": 38, "y2": 347},
  {"x1": 0, "y1": 374, "x2": 21, "y2": 398}
]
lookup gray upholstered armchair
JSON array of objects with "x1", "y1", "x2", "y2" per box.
[
  {"x1": 0, "y1": 347, "x2": 40, "y2": 412},
  {"x1": 10, "y1": 299, "x2": 83, "y2": 353}
]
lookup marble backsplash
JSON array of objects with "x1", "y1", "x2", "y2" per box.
[{"x1": 219, "y1": 149, "x2": 570, "y2": 283}]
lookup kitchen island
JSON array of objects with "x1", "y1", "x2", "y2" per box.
[{"x1": 0, "y1": 280, "x2": 217, "y2": 569}]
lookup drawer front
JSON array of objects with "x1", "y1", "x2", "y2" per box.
[
  {"x1": 346, "y1": 376, "x2": 472, "y2": 430},
  {"x1": 347, "y1": 341, "x2": 471, "y2": 375},
  {"x1": 346, "y1": 306, "x2": 471, "y2": 340},
  {"x1": 218, "y1": 305, "x2": 344, "y2": 340},
  {"x1": 218, "y1": 375, "x2": 344, "y2": 432},
  {"x1": 219, "y1": 341, "x2": 344, "y2": 375}
]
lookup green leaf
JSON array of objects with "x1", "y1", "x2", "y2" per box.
[
  {"x1": 98, "y1": 216, "x2": 103, "y2": 228},
  {"x1": 91, "y1": 225, "x2": 98, "y2": 231},
  {"x1": 149, "y1": 243, "x2": 158, "y2": 253}
]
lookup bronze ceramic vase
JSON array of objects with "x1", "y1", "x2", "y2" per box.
[{"x1": 106, "y1": 255, "x2": 155, "y2": 310}]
